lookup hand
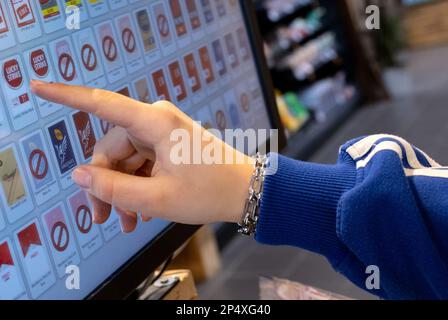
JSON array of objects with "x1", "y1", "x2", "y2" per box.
[{"x1": 31, "y1": 81, "x2": 254, "y2": 233}]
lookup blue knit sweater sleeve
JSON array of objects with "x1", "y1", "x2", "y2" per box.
[{"x1": 256, "y1": 135, "x2": 448, "y2": 300}]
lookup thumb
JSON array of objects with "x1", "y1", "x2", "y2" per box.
[{"x1": 72, "y1": 165, "x2": 163, "y2": 216}]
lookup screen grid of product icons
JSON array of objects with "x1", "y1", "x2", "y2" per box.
[{"x1": 0, "y1": 0, "x2": 272, "y2": 300}]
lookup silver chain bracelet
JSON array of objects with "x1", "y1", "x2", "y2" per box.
[{"x1": 238, "y1": 153, "x2": 269, "y2": 236}]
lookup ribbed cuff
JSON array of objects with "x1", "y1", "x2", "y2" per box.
[{"x1": 256, "y1": 154, "x2": 356, "y2": 262}]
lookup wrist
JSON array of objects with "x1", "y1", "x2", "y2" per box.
[
  {"x1": 215, "y1": 148, "x2": 255, "y2": 224},
  {"x1": 228, "y1": 159, "x2": 256, "y2": 224}
]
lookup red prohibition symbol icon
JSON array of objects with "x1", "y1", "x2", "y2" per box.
[
  {"x1": 216, "y1": 110, "x2": 227, "y2": 131},
  {"x1": 29, "y1": 149, "x2": 48, "y2": 180},
  {"x1": 81, "y1": 44, "x2": 97, "y2": 72},
  {"x1": 240, "y1": 93, "x2": 250, "y2": 113},
  {"x1": 76, "y1": 205, "x2": 93, "y2": 234},
  {"x1": 51, "y1": 221, "x2": 69, "y2": 252},
  {"x1": 58, "y1": 53, "x2": 76, "y2": 82},
  {"x1": 122, "y1": 28, "x2": 136, "y2": 54},
  {"x1": 157, "y1": 14, "x2": 170, "y2": 37},
  {"x1": 102, "y1": 36, "x2": 118, "y2": 62}
]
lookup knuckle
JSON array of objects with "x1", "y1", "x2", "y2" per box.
[
  {"x1": 152, "y1": 99, "x2": 175, "y2": 109},
  {"x1": 90, "y1": 88, "x2": 106, "y2": 105},
  {"x1": 160, "y1": 106, "x2": 182, "y2": 129},
  {"x1": 140, "y1": 100, "x2": 185, "y2": 136},
  {"x1": 91, "y1": 141, "x2": 110, "y2": 167}
]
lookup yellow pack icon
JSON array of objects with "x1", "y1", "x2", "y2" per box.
[{"x1": 0, "y1": 148, "x2": 26, "y2": 207}]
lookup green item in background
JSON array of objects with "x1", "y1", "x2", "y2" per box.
[{"x1": 283, "y1": 92, "x2": 310, "y2": 121}]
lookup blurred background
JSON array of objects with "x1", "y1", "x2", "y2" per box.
[{"x1": 179, "y1": 0, "x2": 448, "y2": 300}]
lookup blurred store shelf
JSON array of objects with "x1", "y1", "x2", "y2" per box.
[{"x1": 283, "y1": 91, "x2": 359, "y2": 160}]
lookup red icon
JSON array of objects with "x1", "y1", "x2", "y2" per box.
[
  {"x1": 121, "y1": 28, "x2": 136, "y2": 54},
  {"x1": 198, "y1": 46, "x2": 215, "y2": 84},
  {"x1": 81, "y1": 44, "x2": 97, "y2": 72},
  {"x1": 50, "y1": 221, "x2": 69, "y2": 252},
  {"x1": 225, "y1": 33, "x2": 239, "y2": 69},
  {"x1": 0, "y1": 241, "x2": 14, "y2": 267},
  {"x1": 157, "y1": 14, "x2": 170, "y2": 37},
  {"x1": 28, "y1": 149, "x2": 48, "y2": 180},
  {"x1": 0, "y1": 4, "x2": 9, "y2": 34},
  {"x1": 3, "y1": 59, "x2": 23, "y2": 89},
  {"x1": 152, "y1": 69, "x2": 171, "y2": 101},
  {"x1": 17, "y1": 223, "x2": 42, "y2": 257},
  {"x1": 102, "y1": 35, "x2": 117, "y2": 62},
  {"x1": 237, "y1": 27, "x2": 251, "y2": 62},
  {"x1": 183, "y1": 53, "x2": 201, "y2": 93},
  {"x1": 72, "y1": 111, "x2": 96, "y2": 160},
  {"x1": 186, "y1": 0, "x2": 201, "y2": 30},
  {"x1": 216, "y1": 110, "x2": 227, "y2": 131},
  {"x1": 241, "y1": 93, "x2": 250, "y2": 113},
  {"x1": 76, "y1": 205, "x2": 92, "y2": 234},
  {"x1": 168, "y1": 61, "x2": 187, "y2": 102},
  {"x1": 169, "y1": 0, "x2": 187, "y2": 37},
  {"x1": 30, "y1": 49, "x2": 49, "y2": 78},
  {"x1": 17, "y1": 4, "x2": 30, "y2": 20},
  {"x1": 58, "y1": 53, "x2": 76, "y2": 82},
  {"x1": 10, "y1": 0, "x2": 36, "y2": 28}
]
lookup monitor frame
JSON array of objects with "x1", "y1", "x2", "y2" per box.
[{"x1": 87, "y1": 0, "x2": 286, "y2": 300}]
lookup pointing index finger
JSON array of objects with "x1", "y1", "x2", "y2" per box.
[{"x1": 30, "y1": 80, "x2": 146, "y2": 130}]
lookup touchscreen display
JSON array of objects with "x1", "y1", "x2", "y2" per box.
[{"x1": 0, "y1": 0, "x2": 272, "y2": 300}]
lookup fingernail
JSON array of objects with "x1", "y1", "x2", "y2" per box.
[
  {"x1": 72, "y1": 167, "x2": 92, "y2": 189},
  {"x1": 116, "y1": 210, "x2": 129, "y2": 234},
  {"x1": 119, "y1": 220, "x2": 129, "y2": 234},
  {"x1": 29, "y1": 79, "x2": 47, "y2": 93}
]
